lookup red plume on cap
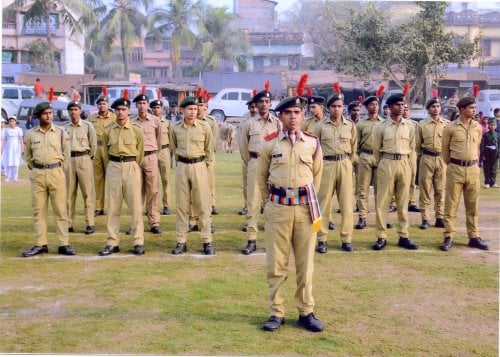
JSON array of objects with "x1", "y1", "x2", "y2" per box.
[
  {"x1": 48, "y1": 86, "x2": 55, "y2": 102},
  {"x1": 402, "y1": 82, "x2": 410, "y2": 97},
  {"x1": 296, "y1": 73, "x2": 308, "y2": 97},
  {"x1": 102, "y1": 86, "x2": 108, "y2": 97},
  {"x1": 333, "y1": 82, "x2": 341, "y2": 94},
  {"x1": 252, "y1": 89, "x2": 257, "y2": 97},
  {"x1": 196, "y1": 86, "x2": 202, "y2": 99},
  {"x1": 141, "y1": 84, "x2": 146, "y2": 95},
  {"x1": 202, "y1": 88, "x2": 208, "y2": 99},
  {"x1": 264, "y1": 80, "x2": 270, "y2": 93},
  {"x1": 123, "y1": 89, "x2": 129, "y2": 100},
  {"x1": 376, "y1": 85, "x2": 385, "y2": 98},
  {"x1": 432, "y1": 89, "x2": 439, "y2": 98},
  {"x1": 358, "y1": 96, "x2": 364, "y2": 103},
  {"x1": 306, "y1": 85, "x2": 313, "y2": 98},
  {"x1": 473, "y1": 84, "x2": 479, "y2": 97},
  {"x1": 206, "y1": 94, "x2": 212, "y2": 103},
  {"x1": 157, "y1": 88, "x2": 161, "y2": 99}
]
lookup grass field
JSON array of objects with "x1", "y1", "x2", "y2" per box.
[{"x1": 1, "y1": 152, "x2": 498, "y2": 356}]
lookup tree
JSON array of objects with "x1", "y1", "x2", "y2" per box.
[{"x1": 5, "y1": 0, "x2": 103, "y2": 74}]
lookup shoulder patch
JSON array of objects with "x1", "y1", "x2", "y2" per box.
[{"x1": 264, "y1": 131, "x2": 279, "y2": 141}]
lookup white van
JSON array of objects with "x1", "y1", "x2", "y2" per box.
[
  {"x1": 476, "y1": 90, "x2": 500, "y2": 117},
  {"x1": 1, "y1": 84, "x2": 35, "y2": 120}
]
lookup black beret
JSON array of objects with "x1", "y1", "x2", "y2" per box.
[
  {"x1": 180, "y1": 96, "x2": 197, "y2": 108},
  {"x1": 488, "y1": 117, "x2": 497, "y2": 125},
  {"x1": 246, "y1": 96, "x2": 257, "y2": 106},
  {"x1": 253, "y1": 90, "x2": 272, "y2": 102},
  {"x1": 348, "y1": 101, "x2": 361, "y2": 112},
  {"x1": 363, "y1": 96, "x2": 379, "y2": 106},
  {"x1": 34, "y1": 102, "x2": 52, "y2": 116},
  {"x1": 386, "y1": 93, "x2": 405, "y2": 106},
  {"x1": 425, "y1": 98, "x2": 440, "y2": 109},
  {"x1": 133, "y1": 94, "x2": 149, "y2": 103},
  {"x1": 274, "y1": 96, "x2": 307, "y2": 112},
  {"x1": 67, "y1": 101, "x2": 81, "y2": 110},
  {"x1": 326, "y1": 93, "x2": 344, "y2": 107},
  {"x1": 111, "y1": 98, "x2": 131, "y2": 109},
  {"x1": 150, "y1": 100, "x2": 163, "y2": 108},
  {"x1": 308, "y1": 96, "x2": 326, "y2": 105},
  {"x1": 95, "y1": 94, "x2": 110, "y2": 103},
  {"x1": 456, "y1": 96, "x2": 475, "y2": 109}
]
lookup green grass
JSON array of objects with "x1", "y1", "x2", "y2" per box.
[{"x1": 1, "y1": 152, "x2": 498, "y2": 355}]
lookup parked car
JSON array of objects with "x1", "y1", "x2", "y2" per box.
[
  {"x1": 95, "y1": 86, "x2": 164, "y2": 115},
  {"x1": 1, "y1": 84, "x2": 35, "y2": 120},
  {"x1": 476, "y1": 90, "x2": 500, "y2": 118}
]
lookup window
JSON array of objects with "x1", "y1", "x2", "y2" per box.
[
  {"x1": 2, "y1": 51, "x2": 14, "y2": 64},
  {"x1": 160, "y1": 67, "x2": 169, "y2": 77},
  {"x1": 129, "y1": 47, "x2": 143, "y2": 63},
  {"x1": 148, "y1": 68, "x2": 156, "y2": 77},
  {"x1": 253, "y1": 56, "x2": 264, "y2": 72},
  {"x1": 162, "y1": 41, "x2": 170, "y2": 51},
  {"x1": 482, "y1": 39, "x2": 491, "y2": 56},
  {"x1": 145, "y1": 39, "x2": 154, "y2": 51},
  {"x1": 227, "y1": 92, "x2": 238, "y2": 100},
  {"x1": 241, "y1": 92, "x2": 251, "y2": 101},
  {"x1": 270, "y1": 56, "x2": 280, "y2": 66},
  {"x1": 3, "y1": 89, "x2": 18, "y2": 99},
  {"x1": 22, "y1": 89, "x2": 34, "y2": 99}
]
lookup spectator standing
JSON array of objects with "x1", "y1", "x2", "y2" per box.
[
  {"x1": 1, "y1": 116, "x2": 24, "y2": 181},
  {"x1": 33, "y1": 78, "x2": 45, "y2": 98},
  {"x1": 480, "y1": 118, "x2": 499, "y2": 188}
]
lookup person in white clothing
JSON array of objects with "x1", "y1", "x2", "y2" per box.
[{"x1": 1, "y1": 116, "x2": 24, "y2": 181}]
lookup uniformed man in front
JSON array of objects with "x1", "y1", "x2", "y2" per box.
[
  {"x1": 355, "y1": 95, "x2": 385, "y2": 229},
  {"x1": 131, "y1": 93, "x2": 162, "y2": 234},
  {"x1": 416, "y1": 98, "x2": 448, "y2": 230},
  {"x1": 99, "y1": 97, "x2": 145, "y2": 256},
  {"x1": 65, "y1": 101, "x2": 97, "y2": 234},
  {"x1": 239, "y1": 85, "x2": 281, "y2": 255},
  {"x1": 22, "y1": 102, "x2": 76, "y2": 257},
  {"x1": 313, "y1": 92, "x2": 357, "y2": 253},
  {"x1": 258, "y1": 95, "x2": 324, "y2": 333},
  {"x1": 372, "y1": 93, "x2": 418, "y2": 250},
  {"x1": 170, "y1": 97, "x2": 215, "y2": 255},
  {"x1": 150, "y1": 99, "x2": 171, "y2": 216},
  {"x1": 88, "y1": 89, "x2": 116, "y2": 216},
  {"x1": 439, "y1": 96, "x2": 489, "y2": 251}
]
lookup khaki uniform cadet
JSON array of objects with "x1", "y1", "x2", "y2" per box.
[
  {"x1": 372, "y1": 93, "x2": 418, "y2": 250},
  {"x1": 408, "y1": 118, "x2": 421, "y2": 212},
  {"x1": 99, "y1": 97, "x2": 145, "y2": 256},
  {"x1": 313, "y1": 93, "x2": 357, "y2": 253},
  {"x1": 258, "y1": 95, "x2": 324, "y2": 333},
  {"x1": 22, "y1": 102, "x2": 76, "y2": 257},
  {"x1": 439, "y1": 96, "x2": 489, "y2": 251},
  {"x1": 416, "y1": 98, "x2": 449, "y2": 230},
  {"x1": 65, "y1": 101, "x2": 97, "y2": 234},
  {"x1": 355, "y1": 96, "x2": 385, "y2": 229},
  {"x1": 170, "y1": 96, "x2": 215, "y2": 255},
  {"x1": 239, "y1": 89, "x2": 281, "y2": 255},
  {"x1": 131, "y1": 94, "x2": 162, "y2": 234},
  {"x1": 88, "y1": 93, "x2": 116, "y2": 216},
  {"x1": 150, "y1": 99, "x2": 171, "y2": 215},
  {"x1": 301, "y1": 95, "x2": 326, "y2": 133}
]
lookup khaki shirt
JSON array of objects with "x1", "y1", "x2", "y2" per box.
[
  {"x1": 24, "y1": 124, "x2": 69, "y2": 169},
  {"x1": 65, "y1": 119, "x2": 97, "y2": 157},
  {"x1": 102, "y1": 119, "x2": 144, "y2": 167},
  {"x1": 200, "y1": 115, "x2": 218, "y2": 152},
  {"x1": 258, "y1": 130, "x2": 323, "y2": 200},
  {"x1": 416, "y1": 117, "x2": 449, "y2": 155},
  {"x1": 159, "y1": 116, "x2": 170, "y2": 147},
  {"x1": 357, "y1": 116, "x2": 385, "y2": 152},
  {"x1": 313, "y1": 116, "x2": 357, "y2": 160},
  {"x1": 240, "y1": 113, "x2": 281, "y2": 164},
  {"x1": 442, "y1": 117, "x2": 482, "y2": 164},
  {"x1": 301, "y1": 115, "x2": 325, "y2": 133},
  {"x1": 372, "y1": 117, "x2": 415, "y2": 162},
  {"x1": 131, "y1": 113, "x2": 161, "y2": 152},
  {"x1": 88, "y1": 111, "x2": 116, "y2": 144},
  {"x1": 170, "y1": 119, "x2": 213, "y2": 163}
]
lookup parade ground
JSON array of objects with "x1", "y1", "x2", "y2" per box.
[{"x1": 1, "y1": 151, "x2": 498, "y2": 356}]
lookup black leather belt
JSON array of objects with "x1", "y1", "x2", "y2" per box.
[
  {"x1": 422, "y1": 149, "x2": 441, "y2": 157},
  {"x1": 450, "y1": 158, "x2": 477, "y2": 167},
  {"x1": 144, "y1": 150, "x2": 157, "y2": 156},
  {"x1": 361, "y1": 148, "x2": 373, "y2": 155},
  {"x1": 382, "y1": 153, "x2": 408, "y2": 160},
  {"x1": 270, "y1": 186, "x2": 307, "y2": 198},
  {"x1": 177, "y1": 156, "x2": 205, "y2": 164},
  {"x1": 161, "y1": 144, "x2": 169, "y2": 149},
  {"x1": 33, "y1": 162, "x2": 61, "y2": 169},
  {"x1": 109, "y1": 155, "x2": 136, "y2": 162},
  {"x1": 324, "y1": 154, "x2": 348, "y2": 161},
  {"x1": 71, "y1": 151, "x2": 89, "y2": 157},
  {"x1": 249, "y1": 151, "x2": 259, "y2": 159}
]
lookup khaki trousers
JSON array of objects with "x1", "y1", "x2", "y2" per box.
[
  {"x1": 93, "y1": 146, "x2": 106, "y2": 211},
  {"x1": 158, "y1": 147, "x2": 171, "y2": 208},
  {"x1": 175, "y1": 161, "x2": 212, "y2": 243},
  {"x1": 443, "y1": 163, "x2": 480, "y2": 239},
  {"x1": 207, "y1": 158, "x2": 216, "y2": 206},
  {"x1": 418, "y1": 155, "x2": 446, "y2": 221},
  {"x1": 142, "y1": 153, "x2": 160, "y2": 227},
  {"x1": 106, "y1": 161, "x2": 144, "y2": 246},
  {"x1": 375, "y1": 158, "x2": 411, "y2": 238},
  {"x1": 67, "y1": 155, "x2": 95, "y2": 227},
  {"x1": 29, "y1": 167, "x2": 69, "y2": 246},
  {"x1": 357, "y1": 152, "x2": 378, "y2": 219},
  {"x1": 246, "y1": 158, "x2": 262, "y2": 240},
  {"x1": 242, "y1": 161, "x2": 248, "y2": 208},
  {"x1": 317, "y1": 159, "x2": 353, "y2": 243},
  {"x1": 409, "y1": 154, "x2": 418, "y2": 205},
  {"x1": 265, "y1": 201, "x2": 316, "y2": 318}
]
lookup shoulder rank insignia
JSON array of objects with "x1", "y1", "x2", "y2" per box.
[{"x1": 264, "y1": 131, "x2": 279, "y2": 141}]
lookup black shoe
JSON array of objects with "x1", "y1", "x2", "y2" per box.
[
  {"x1": 328, "y1": 221, "x2": 336, "y2": 230},
  {"x1": 242, "y1": 240, "x2": 256, "y2": 255},
  {"x1": 261, "y1": 206, "x2": 265, "y2": 214},
  {"x1": 435, "y1": 218, "x2": 445, "y2": 228},
  {"x1": 85, "y1": 226, "x2": 95, "y2": 235},
  {"x1": 341, "y1": 242, "x2": 353, "y2": 252},
  {"x1": 58, "y1": 245, "x2": 76, "y2": 255},
  {"x1": 297, "y1": 313, "x2": 324, "y2": 332},
  {"x1": 262, "y1": 316, "x2": 284, "y2": 331},
  {"x1": 172, "y1": 242, "x2": 187, "y2": 255},
  {"x1": 94, "y1": 210, "x2": 105, "y2": 216},
  {"x1": 125, "y1": 227, "x2": 132, "y2": 235},
  {"x1": 22, "y1": 245, "x2": 48, "y2": 257},
  {"x1": 337, "y1": 209, "x2": 341, "y2": 213},
  {"x1": 355, "y1": 217, "x2": 366, "y2": 230},
  {"x1": 468, "y1": 237, "x2": 489, "y2": 250},
  {"x1": 238, "y1": 207, "x2": 248, "y2": 215},
  {"x1": 99, "y1": 245, "x2": 119, "y2": 256},
  {"x1": 387, "y1": 223, "x2": 394, "y2": 229},
  {"x1": 211, "y1": 225, "x2": 216, "y2": 234},
  {"x1": 398, "y1": 237, "x2": 418, "y2": 250},
  {"x1": 408, "y1": 205, "x2": 421, "y2": 212},
  {"x1": 241, "y1": 224, "x2": 248, "y2": 232},
  {"x1": 211, "y1": 206, "x2": 219, "y2": 215},
  {"x1": 188, "y1": 224, "x2": 199, "y2": 232},
  {"x1": 150, "y1": 226, "x2": 162, "y2": 234},
  {"x1": 354, "y1": 205, "x2": 360, "y2": 213},
  {"x1": 68, "y1": 227, "x2": 74, "y2": 233},
  {"x1": 133, "y1": 245, "x2": 145, "y2": 255},
  {"x1": 373, "y1": 238, "x2": 386, "y2": 251},
  {"x1": 440, "y1": 237, "x2": 453, "y2": 251},
  {"x1": 419, "y1": 220, "x2": 430, "y2": 230},
  {"x1": 316, "y1": 241, "x2": 328, "y2": 254},
  {"x1": 162, "y1": 207, "x2": 171, "y2": 215},
  {"x1": 388, "y1": 205, "x2": 397, "y2": 213},
  {"x1": 203, "y1": 242, "x2": 215, "y2": 255}
]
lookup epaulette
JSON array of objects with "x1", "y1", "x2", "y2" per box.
[
  {"x1": 302, "y1": 131, "x2": 318, "y2": 139},
  {"x1": 264, "y1": 131, "x2": 279, "y2": 141},
  {"x1": 303, "y1": 131, "x2": 321, "y2": 159},
  {"x1": 103, "y1": 121, "x2": 114, "y2": 128}
]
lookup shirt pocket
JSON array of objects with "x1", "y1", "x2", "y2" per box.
[
  {"x1": 271, "y1": 154, "x2": 287, "y2": 178},
  {"x1": 340, "y1": 128, "x2": 352, "y2": 150},
  {"x1": 298, "y1": 154, "x2": 313, "y2": 177}
]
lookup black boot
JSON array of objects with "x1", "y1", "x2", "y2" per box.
[
  {"x1": 419, "y1": 220, "x2": 430, "y2": 229},
  {"x1": 398, "y1": 237, "x2": 418, "y2": 250},
  {"x1": 316, "y1": 241, "x2": 328, "y2": 254},
  {"x1": 355, "y1": 217, "x2": 366, "y2": 230},
  {"x1": 468, "y1": 237, "x2": 489, "y2": 250},
  {"x1": 22, "y1": 245, "x2": 48, "y2": 257},
  {"x1": 439, "y1": 237, "x2": 453, "y2": 251},
  {"x1": 242, "y1": 240, "x2": 256, "y2": 255},
  {"x1": 373, "y1": 238, "x2": 386, "y2": 251},
  {"x1": 203, "y1": 242, "x2": 216, "y2": 255},
  {"x1": 172, "y1": 242, "x2": 187, "y2": 255},
  {"x1": 435, "y1": 218, "x2": 445, "y2": 228}
]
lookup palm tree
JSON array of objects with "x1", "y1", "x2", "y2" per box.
[
  {"x1": 5, "y1": 0, "x2": 103, "y2": 74},
  {"x1": 148, "y1": 0, "x2": 202, "y2": 78}
]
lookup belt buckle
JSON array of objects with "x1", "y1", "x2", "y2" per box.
[
  {"x1": 285, "y1": 188, "x2": 296, "y2": 199},
  {"x1": 395, "y1": 154, "x2": 401, "y2": 160},
  {"x1": 44, "y1": 164, "x2": 50, "y2": 169},
  {"x1": 119, "y1": 156, "x2": 125, "y2": 162}
]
